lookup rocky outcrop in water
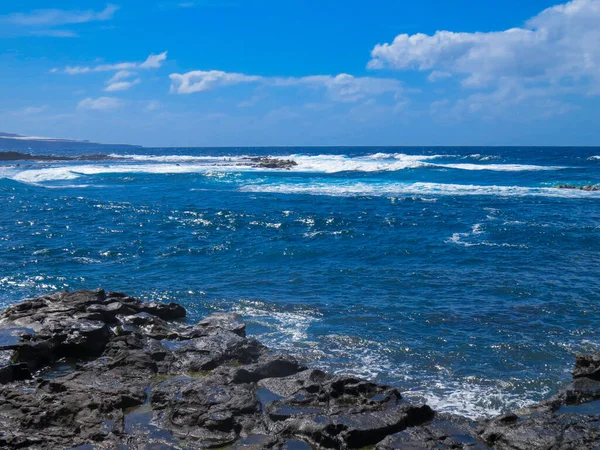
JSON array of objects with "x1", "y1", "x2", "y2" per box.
[
  {"x1": 0, "y1": 290, "x2": 599, "y2": 449},
  {"x1": 250, "y1": 157, "x2": 298, "y2": 170},
  {"x1": 0, "y1": 151, "x2": 299, "y2": 171},
  {"x1": 555, "y1": 184, "x2": 600, "y2": 191}
]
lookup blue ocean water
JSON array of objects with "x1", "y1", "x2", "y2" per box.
[{"x1": 1, "y1": 146, "x2": 599, "y2": 418}]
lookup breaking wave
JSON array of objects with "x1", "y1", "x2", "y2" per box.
[{"x1": 240, "y1": 181, "x2": 599, "y2": 198}]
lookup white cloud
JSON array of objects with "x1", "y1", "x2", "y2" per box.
[
  {"x1": 77, "y1": 97, "x2": 123, "y2": 111},
  {"x1": 273, "y1": 74, "x2": 404, "y2": 102},
  {"x1": 140, "y1": 52, "x2": 168, "y2": 69},
  {"x1": 368, "y1": 0, "x2": 600, "y2": 92},
  {"x1": 169, "y1": 70, "x2": 262, "y2": 94},
  {"x1": 104, "y1": 70, "x2": 140, "y2": 91},
  {"x1": 169, "y1": 70, "x2": 404, "y2": 102},
  {"x1": 0, "y1": 4, "x2": 118, "y2": 37},
  {"x1": 108, "y1": 70, "x2": 136, "y2": 83},
  {"x1": 0, "y1": 4, "x2": 118, "y2": 26},
  {"x1": 105, "y1": 79, "x2": 141, "y2": 92},
  {"x1": 63, "y1": 52, "x2": 168, "y2": 75}
]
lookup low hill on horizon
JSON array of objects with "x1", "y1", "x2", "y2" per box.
[{"x1": 0, "y1": 132, "x2": 141, "y2": 153}]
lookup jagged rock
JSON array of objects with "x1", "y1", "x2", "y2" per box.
[
  {"x1": 250, "y1": 157, "x2": 298, "y2": 170},
  {"x1": 231, "y1": 354, "x2": 306, "y2": 384},
  {"x1": 376, "y1": 413, "x2": 487, "y2": 449},
  {"x1": 479, "y1": 411, "x2": 600, "y2": 450},
  {"x1": 574, "y1": 353, "x2": 600, "y2": 380},
  {"x1": 137, "y1": 302, "x2": 186, "y2": 320},
  {"x1": 1, "y1": 289, "x2": 600, "y2": 449},
  {"x1": 197, "y1": 312, "x2": 247, "y2": 337},
  {"x1": 555, "y1": 184, "x2": 600, "y2": 191}
]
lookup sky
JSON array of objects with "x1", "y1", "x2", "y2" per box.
[{"x1": 0, "y1": 0, "x2": 599, "y2": 147}]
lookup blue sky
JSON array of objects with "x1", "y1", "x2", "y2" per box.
[{"x1": 1, "y1": 0, "x2": 599, "y2": 146}]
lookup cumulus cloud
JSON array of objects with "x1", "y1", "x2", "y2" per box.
[
  {"x1": 77, "y1": 97, "x2": 123, "y2": 111},
  {"x1": 63, "y1": 52, "x2": 168, "y2": 75},
  {"x1": 0, "y1": 4, "x2": 118, "y2": 37},
  {"x1": 368, "y1": 0, "x2": 600, "y2": 92},
  {"x1": 169, "y1": 70, "x2": 263, "y2": 94},
  {"x1": 169, "y1": 70, "x2": 404, "y2": 102}
]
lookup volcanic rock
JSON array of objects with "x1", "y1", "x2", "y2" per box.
[{"x1": 0, "y1": 290, "x2": 600, "y2": 449}]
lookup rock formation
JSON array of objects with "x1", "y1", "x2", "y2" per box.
[
  {"x1": 1, "y1": 290, "x2": 599, "y2": 449},
  {"x1": 555, "y1": 184, "x2": 600, "y2": 191}
]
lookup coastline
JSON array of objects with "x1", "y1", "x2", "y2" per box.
[
  {"x1": 0, "y1": 152, "x2": 298, "y2": 170},
  {"x1": 1, "y1": 290, "x2": 600, "y2": 449}
]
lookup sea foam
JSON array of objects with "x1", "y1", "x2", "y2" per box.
[
  {"x1": 240, "y1": 181, "x2": 600, "y2": 198},
  {"x1": 3, "y1": 153, "x2": 568, "y2": 185}
]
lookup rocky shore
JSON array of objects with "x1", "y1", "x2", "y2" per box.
[
  {"x1": 0, "y1": 152, "x2": 298, "y2": 170},
  {"x1": 1, "y1": 290, "x2": 600, "y2": 449}
]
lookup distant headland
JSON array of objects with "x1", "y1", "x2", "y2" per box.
[{"x1": 0, "y1": 132, "x2": 141, "y2": 153}]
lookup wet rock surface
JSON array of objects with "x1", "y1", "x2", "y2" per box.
[{"x1": 0, "y1": 290, "x2": 599, "y2": 449}]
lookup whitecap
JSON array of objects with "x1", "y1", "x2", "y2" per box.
[
  {"x1": 108, "y1": 153, "x2": 247, "y2": 163},
  {"x1": 240, "y1": 181, "x2": 600, "y2": 199},
  {"x1": 231, "y1": 301, "x2": 321, "y2": 344},
  {"x1": 9, "y1": 162, "x2": 255, "y2": 185},
  {"x1": 288, "y1": 154, "x2": 431, "y2": 173},
  {"x1": 406, "y1": 380, "x2": 551, "y2": 419},
  {"x1": 364, "y1": 152, "x2": 447, "y2": 161},
  {"x1": 436, "y1": 163, "x2": 565, "y2": 171}
]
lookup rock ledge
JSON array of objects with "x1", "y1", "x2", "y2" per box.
[{"x1": 1, "y1": 290, "x2": 600, "y2": 449}]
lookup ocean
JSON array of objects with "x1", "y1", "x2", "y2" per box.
[{"x1": 0, "y1": 146, "x2": 599, "y2": 419}]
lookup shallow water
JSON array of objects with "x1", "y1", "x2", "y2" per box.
[{"x1": 1, "y1": 146, "x2": 599, "y2": 418}]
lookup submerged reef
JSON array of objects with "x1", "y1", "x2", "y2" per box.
[{"x1": 1, "y1": 290, "x2": 600, "y2": 449}]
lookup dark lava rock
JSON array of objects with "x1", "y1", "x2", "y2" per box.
[
  {"x1": 138, "y1": 301, "x2": 186, "y2": 320},
  {"x1": 573, "y1": 352, "x2": 600, "y2": 380},
  {"x1": 250, "y1": 157, "x2": 298, "y2": 170},
  {"x1": 474, "y1": 353, "x2": 600, "y2": 450},
  {"x1": 376, "y1": 413, "x2": 487, "y2": 449},
  {"x1": 555, "y1": 184, "x2": 600, "y2": 191},
  {"x1": 478, "y1": 411, "x2": 600, "y2": 450},
  {"x1": 1, "y1": 289, "x2": 600, "y2": 449}
]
